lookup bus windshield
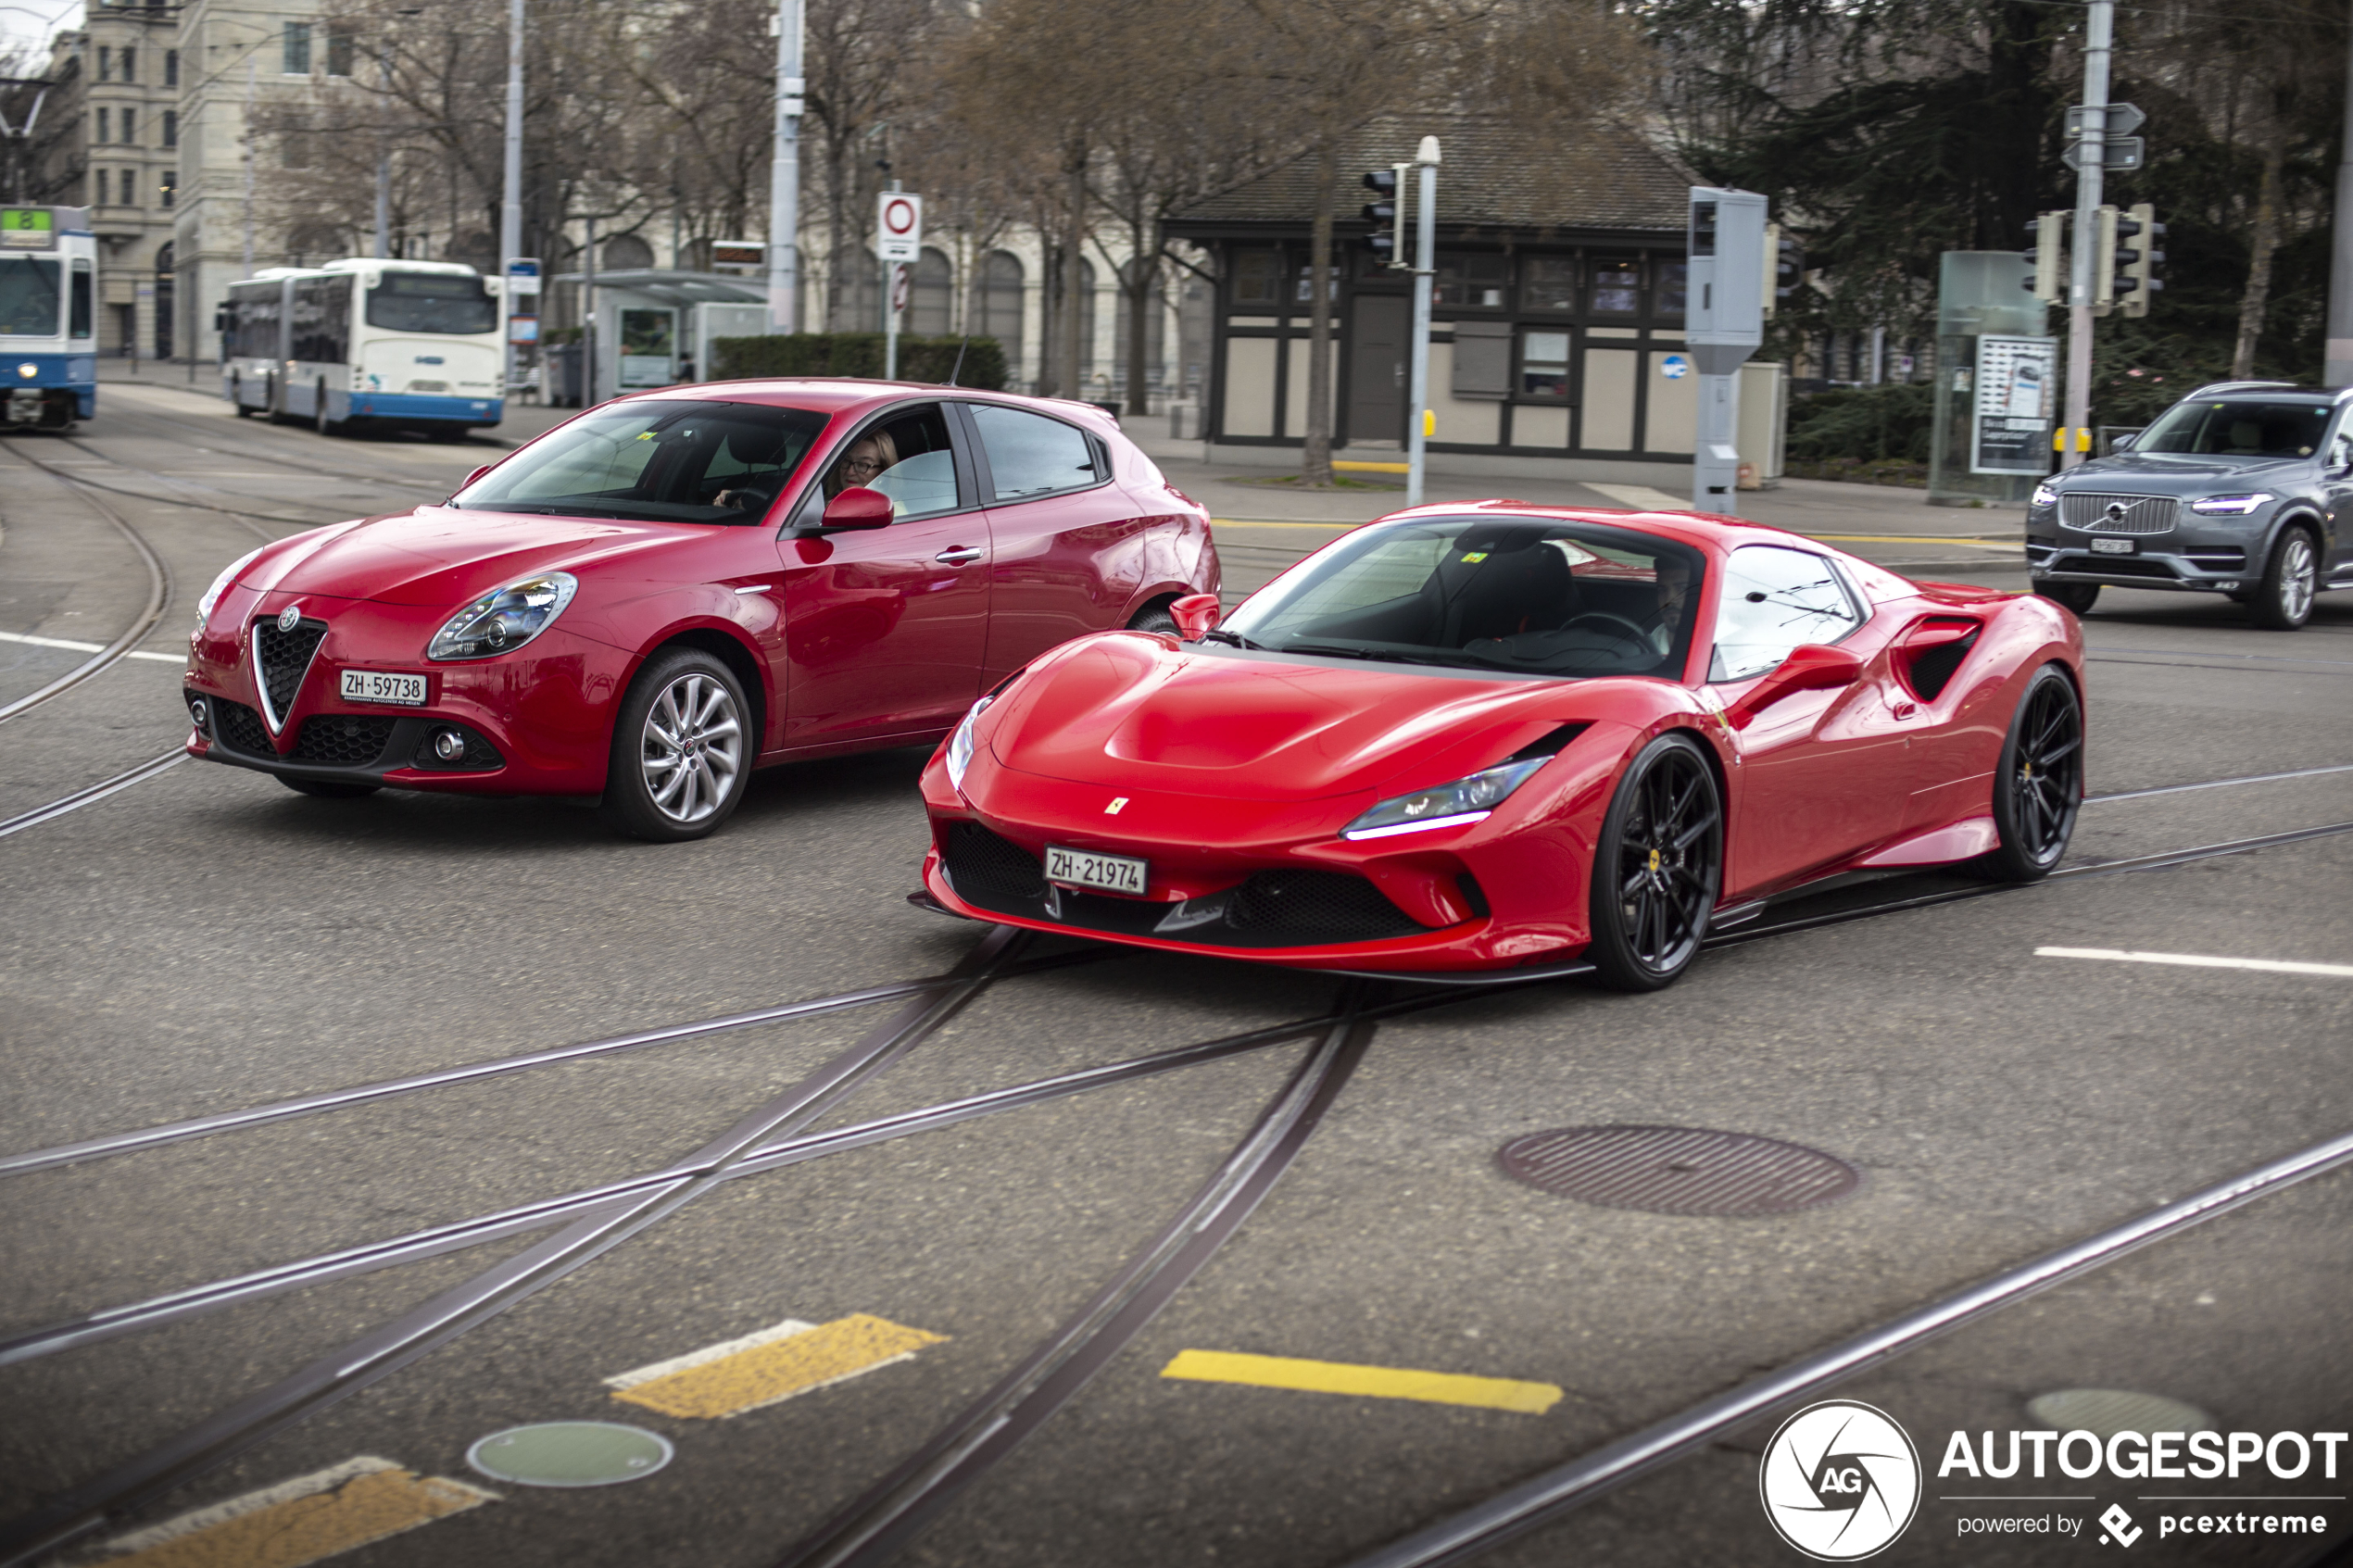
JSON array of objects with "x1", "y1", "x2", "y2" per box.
[
  {"x1": 0, "y1": 258, "x2": 60, "y2": 336},
  {"x1": 366, "y1": 272, "x2": 497, "y2": 335}
]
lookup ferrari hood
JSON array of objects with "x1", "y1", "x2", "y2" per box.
[
  {"x1": 253, "y1": 507, "x2": 677, "y2": 608},
  {"x1": 988, "y1": 636, "x2": 1591, "y2": 802}
]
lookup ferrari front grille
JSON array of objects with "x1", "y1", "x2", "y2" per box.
[
  {"x1": 2058, "y1": 493, "x2": 2178, "y2": 534},
  {"x1": 292, "y1": 713, "x2": 398, "y2": 766},
  {"x1": 253, "y1": 617, "x2": 327, "y2": 725},
  {"x1": 1227, "y1": 871, "x2": 1425, "y2": 940},
  {"x1": 944, "y1": 822, "x2": 1049, "y2": 901},
  {"x1": 210, "y1": 697, "x2": 273, "y2": 755}
]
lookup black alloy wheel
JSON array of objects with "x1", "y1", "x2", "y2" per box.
[
  {"x1": 1587, "y1": 732, "x2": 1723, "y2": 992},
  {"x1": 278, "y1": 776, "x2": 380, "y2": 799},
  {"x1": 2034, "y1": 581, "x2": 2099, "y2": 615},
  {"x1": 1982, "y1": 663, "x2": 2082, "y2": 881}
]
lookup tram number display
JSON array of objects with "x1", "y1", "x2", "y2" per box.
[{"x1": 0, "y1": 209, "x2": 56, "y2": 249}]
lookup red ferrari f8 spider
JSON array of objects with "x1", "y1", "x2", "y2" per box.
[
  {"x1": 181, "y1": 383, "x2": 1217, "y2": 840},
  {"x1": 919, "y1": 504, "x2": 2086, "y2": 987}
]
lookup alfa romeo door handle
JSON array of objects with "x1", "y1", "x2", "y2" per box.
[{"x1": 934, "y1": 546, "x2": 986, "y2": 566}]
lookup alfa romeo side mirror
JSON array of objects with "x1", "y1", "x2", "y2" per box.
[
  {"x1": 1726, "y1": 644, "x2": 1864, "y2": 729},
  {"x1": 1169, "y1": 593, "x2": 1223, "y2": 641},
  {"x1": 820, "y1": 486, "x2": 893, "y2": 530}
]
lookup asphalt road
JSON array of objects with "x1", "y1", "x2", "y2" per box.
[{"x1": 0, "y1": 392, "x2": 2347, "y2": 1568}]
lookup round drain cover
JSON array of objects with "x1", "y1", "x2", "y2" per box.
[
  {"x1": 2026, "y1": 1388, "x2": 2212, "y2": 1440},
  {"x1": 1497, "y1": 1125, "x2": 1860, "y2": 1216},
  {"x1": 466, "y1": 1422, "x2": 673, "y2": 1487}
]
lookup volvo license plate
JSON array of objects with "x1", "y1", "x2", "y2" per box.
[
  {"x1": 1045, "y1": 845, "x2": 1148, "y2": 896},
  {"x1": 340, "y1": 670, "x2": 428, "y2": 706},
  {"x1": 2090, "y1": 536, "x2": 2135, "y2": 555}
]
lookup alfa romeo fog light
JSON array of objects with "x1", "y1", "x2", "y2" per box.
[
  {"x1": 434, "y1": 729, "x2": 468, "y2": 761},
  {"x1": 187, "y1": 697, "x2": 208, "y2": 730}
]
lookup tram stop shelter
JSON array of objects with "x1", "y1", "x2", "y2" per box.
[
  {"x1": 1165, "y1": 114, "x2": 1781, "y2": 483},
  {"x1": 547, "y1": 269, "x2": 771, "y2": 405}
]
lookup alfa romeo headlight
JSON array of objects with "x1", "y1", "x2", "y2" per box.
[
  {"x1": 427, "y1": 571, "x2": 577, "y2": 661},
  {"x1": 2030, "y1": 481, "x2": 2059, "y2": 508},
  {"x1": 195, "y1": 546, "x2": 265, "y2": 626},
  {"x1": 1341, "y1": 758, "x2": 1547, "y2": 841},
  {"x1": 2189, "y1": 493, "x2": 2272, "y2": 516},
  {"x1": 944, "y1": 695, "x2": 993, "y2": 792}
]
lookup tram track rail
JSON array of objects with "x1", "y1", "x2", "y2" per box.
[
  {"x1": 0, "y1": 454, "x2": 172, "y2": 727},
  {"x1": 1, "y1": 812, "x2": 2347, "y2": 1562}
]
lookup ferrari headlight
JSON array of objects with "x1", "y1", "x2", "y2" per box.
[
  {"x1": 427, "y1": 571, "x2": 577, "y2": 661},
  {"x1": 2189, "y1": 493, "x2": 2272, "y2": 516},
  {"x1": 2030, "y1": 481, "x2": 2059, "y2": 509},
  {"x1": 195, "y1": 546, "x2": 265, "y2": 626},
  {"x1": 1340, "y1": 758, "x2": 1547, "y2": 841},
  {"x1": 945, "y1": 695, "x2": 995, "y2": 793}
]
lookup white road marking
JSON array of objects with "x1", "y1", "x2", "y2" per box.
[
  {"x1": 0, "y1": 629, "x2": 183, "y2": 662},
  {"x1": 605, "y1": 1317, "x2": 821, "y2": 1390},
  {"x1": 2035, "y1": 947, "x2": 2353, "y2": 979},
  {"x1": 1583, "y1": 483, "x2": 1689, "y2": 512}
]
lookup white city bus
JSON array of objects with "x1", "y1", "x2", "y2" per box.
[{"x1": 221, "y1": 257, "x2": 503, "y2": 438}]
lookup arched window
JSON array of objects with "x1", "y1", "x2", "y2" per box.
[
  {"x1": 911, "y1": 246, "x2": 952, "y2": 336},
  {"x1": 599, "y1": 233, "x2": 654, "y2": 271},
  {"x1": 980, "y1": 251, "x2": 1023, "y2": 353}
]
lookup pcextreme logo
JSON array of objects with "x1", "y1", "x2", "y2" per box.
[{"x1": 1759, "y1": 1400, "x2": 1924, "y2": 1561}]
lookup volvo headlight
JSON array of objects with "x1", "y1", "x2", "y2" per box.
[
  {"x1": 944, "y1": 695, "x2": 993, "y2": 792},
  {"x1": 427, "y1": 571, "x2": 577, "y2": 661},
  {"x1": 1341, "y1": 758, "x2": 1547, "y2": 841},
  {"x1": 2030, "y1": 481, "x2": 2059, "y2": 508},
  {"x1": 2189, "y1": 493, "x2": 2272, "y2": 516},
  {"x1": 196, "y1": 546, "x2": 265, "y2": 627}
]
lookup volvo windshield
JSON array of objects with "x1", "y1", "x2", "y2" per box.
[
  {"x1": 454, "y1": 400, "x2": 827, "y2": 524},
  {"x1": 366, "y1": 271, "x2": 497, "y2": 334},
  {"x1": 1217, "y1": 516, "x2": 1705, "y2": 678},
  {"x1": 2138, "y1": 399, "x2": 2334, "y2": 459}
]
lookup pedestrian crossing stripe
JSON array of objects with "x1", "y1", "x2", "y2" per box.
[
  {"x1": 86, "y1": 1457, "x2": 495, "y2": 1567},
  {"x1": 607, "y1": 1312, "x2": 949, "y2": 1420}
]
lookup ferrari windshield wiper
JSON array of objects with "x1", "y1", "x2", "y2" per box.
[
  {"x1": 1277, "y1": 642, "x2": 1459, "y2": 667},
  {"x1": 1201, "y1": 628, "x2": 1265, "y2": 649}
]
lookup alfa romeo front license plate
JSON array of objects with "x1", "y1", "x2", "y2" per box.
[
  {"x1": 1045, "y1": 845, "x2": 1148, "y2": 896},
  {"x1": 2090, "y1": 536, "x2": 2135, "y2": 555},
  {"x1": 340, "y1": 670, "x2": 428, "y2": 707}
]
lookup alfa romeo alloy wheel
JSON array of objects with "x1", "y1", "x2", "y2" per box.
[{"x1": 600, "y1": 649, "x2": 752, "y2": 842}]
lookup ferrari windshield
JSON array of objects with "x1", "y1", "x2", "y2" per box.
[
  {"x1": 2137, "y1": 399, "x2": 2334, "y2": 458},
  {"x1": 453, "y1": 400, "x2": 828, "y2": 524},
  {"x1": 1217, "y1": 516, "x2": 1705, "y2": 678}
]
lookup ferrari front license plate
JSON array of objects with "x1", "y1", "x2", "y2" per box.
[
  {"x1": 340, "y1": 670, "x2": 428, "y2": 707},
  {"x1": 1045, "y1": 845, "x2": 1148, "y2": 896},
  {"x1": 2090, "y1": 536, "x2": 2135, "y2": 555}
]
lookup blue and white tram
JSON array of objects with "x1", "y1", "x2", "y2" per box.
[
  {"x1": 0, "y1": 206, "x2": 98, "y2": 430},
  {"x1": 222, "y1": 257, "x2": 503, "y2": 438}
]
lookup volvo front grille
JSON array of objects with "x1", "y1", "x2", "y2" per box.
[{"x1": 2059, "y1": 494, "x2": 2179, "y2": 535}]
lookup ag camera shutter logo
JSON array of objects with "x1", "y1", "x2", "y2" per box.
[{"x1": 1759, "y1": 1399, "x2": 1922, "y2": 1560}]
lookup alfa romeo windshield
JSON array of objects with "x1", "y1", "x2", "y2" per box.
[
  {"x1": 454, "y1": 401, "x2": 828, "y2": 524},
  {"x1": 1216, "y1": 517, "x2": 1705, "y2": 678}
]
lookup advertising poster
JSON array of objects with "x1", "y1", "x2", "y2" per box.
[{"x1": 1970, "y1": 334, "x2": 2057, "y2": 474}]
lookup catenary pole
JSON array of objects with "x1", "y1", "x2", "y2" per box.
[
  {"x1": 500, "y1": 0, "x2": 523, "y2": 389},
  {"x1": 1405, "y1": 136, "x2": 1438, "y2": 508},
  {"x1": 2326, "y1": 0, "x2": 2353, "y2": 387},
  {"x1": 767, "y1": 0, "x2": 803, "y2": 332},
  {"x1": 242, "y1": 58, "x2": 255, "y2": 277},
  {"x1": 2061, "y1": 0, "x2": 2113, "y2": 469}
]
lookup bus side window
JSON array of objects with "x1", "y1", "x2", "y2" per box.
[{"x1": 70, "y1": 261, "x2": 91, "y2": 340}]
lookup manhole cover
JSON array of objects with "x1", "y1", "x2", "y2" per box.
[
  {"x1": 1497, "y1": 1125, "x2": 1861, "y2": 1216},
  {"x1": 466, "y1": 1422, "x2": 674, "y2": 1487},
  {"x1": 2026, "y1": 1388, "x2": 2212, "y2": 1440}
]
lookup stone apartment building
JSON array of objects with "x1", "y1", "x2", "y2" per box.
[{"x1": 42, "y1": 0, "x2": 184, "y2": 357}]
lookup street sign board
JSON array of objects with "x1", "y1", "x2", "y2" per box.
[
  {"x1": 2066, "y1": 102, "x2": 2145, "y2": 137},
  {"x1": 711, "y1": 240, "x2": 764, "y2": 267},
  {"x1": 506, "y1": 257, "x2": 541, "y2": 296},
  {"x1": 2062, "y1": 136, "x2": 2145, "y2": 171},
  {"x1": 876, "y1": 193, "x2": 923, "y2": 262}
]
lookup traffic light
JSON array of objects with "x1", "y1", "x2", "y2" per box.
[
  {"x1": 1762, "y1": 224, "x2": 1803, "y2": 318},
  {"x1": 2092, "y1": 205, "x2": 2120, "y2": 310},
  {"x1": 1362, "y1": 168, "x2": 1401, "y2": 268},
  {"x1": 2121, "y1": 202, "x2": 2163, "y2": 319},
  {"x1": 2022, "y1": 210, "x2": 2068, "y2": 304}
]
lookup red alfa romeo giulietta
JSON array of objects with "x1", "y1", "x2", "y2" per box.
[
  {"x1": 182, "y1": 382, "x2": 1218, "y2": 839},
  {"x1": 919, "y1": 504, "x2": 2086, "y2": 987}
]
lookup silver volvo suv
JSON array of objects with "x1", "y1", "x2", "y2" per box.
[{"x1": 2025, "y1": 382, "x2": 2351, "y2": 630}]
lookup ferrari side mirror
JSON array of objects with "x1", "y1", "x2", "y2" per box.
[
  {"x1": 820, "y1": 486, "x2": 893, "y2": 530},
  {"x1": 1169, "y1": 593, "x2": 1223, "y2": 641},
  {"x1": 1725, "y1": 644, "x2": 1864, "y2": 729},
  {"x1": 459, "y1": 463, "x2": 494, "y2": 491}
]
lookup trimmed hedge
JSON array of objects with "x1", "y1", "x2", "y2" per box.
[
  {"x1": 709, "y1": 332, "x2": 1008, "y2": 390},
  {"x1": 1784, "y1": 381, "x2": 1935, "y2": 465}
]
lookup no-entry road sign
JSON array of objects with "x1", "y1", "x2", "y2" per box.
[{"x1": 877, "y1": 193, "x2": 923, "y2": 261}]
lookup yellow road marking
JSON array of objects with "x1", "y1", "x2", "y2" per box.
[
  {"x1": 609, "y1": 1313, "x2": 949, "y2": 1420},
  {"x1": 1160, "y1": 1349, "x2": 1562, "y2": 1413},
  {"x1": 92, "y1": 1458, "x2": 494, "y2": 1568}
]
